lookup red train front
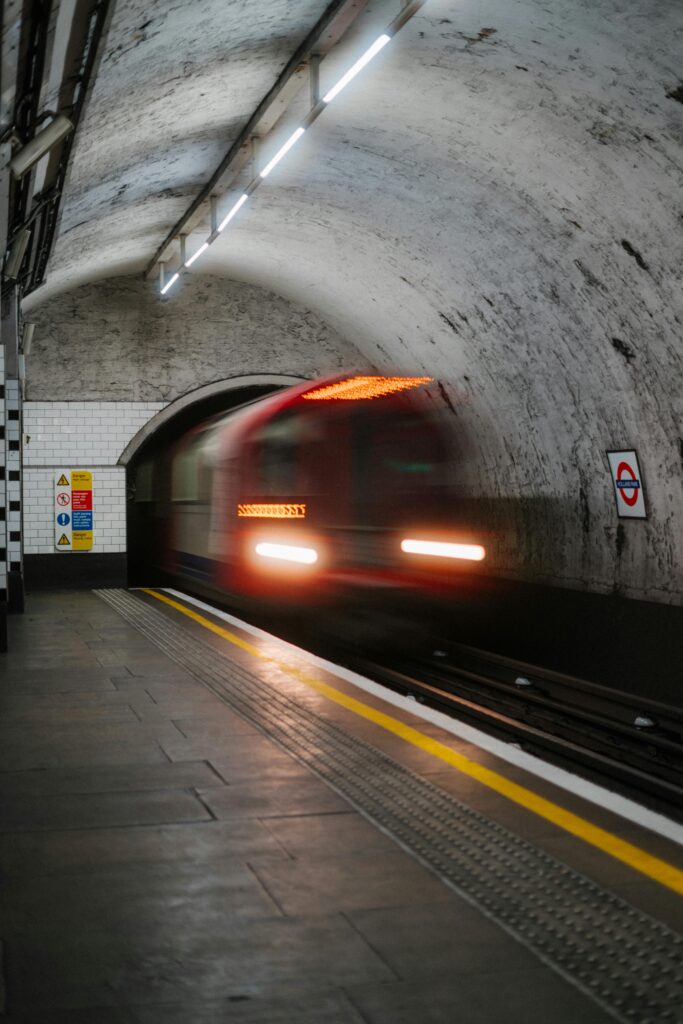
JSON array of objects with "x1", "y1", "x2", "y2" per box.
[{"x1": 165, "y1": 373, "x2": 486, "y2": 606}]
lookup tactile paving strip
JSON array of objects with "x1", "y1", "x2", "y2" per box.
[{"x1": 98, "y1": 589, "x2": 683, "y2": 1023}]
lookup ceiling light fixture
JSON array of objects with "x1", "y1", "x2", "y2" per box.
[
  {"x1": 9, "y1": 114, "x2": 74, "y2": 179},
  {"x1": 22, "y1": 322, "x2": 36, "y2": 355},
  {"x1": 323, "y1": 34, "x2": 391, "y2": 103},
  {"x1": 185, "y1": 242, "x2": 209, "y2": 267},
  {"x1": 158, "y1": 1, "x2": 427, "y2": 295},
  {"x1": 160, "y1": 271, "x2": 179, "y2": 295},
  {"x1": 259, "y1": 126, "x2": 306, "y2": 178},
  {"x1": 3, "y1": 228, "x2": 31, "y2": 280},
  {"x1": 217, "y1": 193, "x2": 249, "y2": 232}
]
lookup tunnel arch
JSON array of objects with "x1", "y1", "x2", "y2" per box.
[
  {"x1": 118, "y1": 373, "x2": 307, "y2": 466},
  {"x1": 123, "y1": 372, "x2": 306, "y2": 587}
]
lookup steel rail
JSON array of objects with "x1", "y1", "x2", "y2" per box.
[{"x1": 339, "y1": 650, "x2": 683, "y2": 813}]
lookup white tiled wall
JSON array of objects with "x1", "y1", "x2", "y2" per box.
[
  {"x1": 24, "y1": 402, "x2": 164, "y2": 466},
  {"x1": 23, "y1": 401, "x2": 164, "y2": 554}
]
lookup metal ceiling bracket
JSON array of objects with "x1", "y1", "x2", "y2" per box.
[{"x1": 309, "y1": 53, "x2": 320, "y2": 106}]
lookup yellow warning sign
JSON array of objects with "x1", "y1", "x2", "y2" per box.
[
  {"x1": 57, "y1": 473, "x2": 70, "y2": 486},
  {"x1": 71, "y1": 471, "x2": 92, "y2": 489},
  {"x1": 58, "y1": 533, "x2": 71, "y2": 546},
  {"x1": 72, "y1": 531, "x2": 93, "y2": 551}
]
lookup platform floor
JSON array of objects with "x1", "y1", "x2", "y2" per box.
[{"x1": 1, "y1": 590, "x2": 682, "y2": 1023}]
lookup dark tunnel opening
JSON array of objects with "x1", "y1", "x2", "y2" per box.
[{"x1": 125, "y1": 382, "x2": 285, "y2": 588}]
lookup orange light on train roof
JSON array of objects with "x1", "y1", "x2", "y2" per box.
[
  {"x1": 302, "y1": 375, "x2": 432, "y2": 401},
  {"x1": 238, "y1": 503, "x2": 306, "y2": 519}
]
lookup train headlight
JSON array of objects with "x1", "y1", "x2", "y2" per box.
[
  {"x1": 254, "y1": 541, "x2": 318, "y2": 565},
  {"x1": 400, "y1": 538, "x2": 486, "y2": 561}
]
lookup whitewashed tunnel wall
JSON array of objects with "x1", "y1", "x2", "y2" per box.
[{"x1": 22, "y1": 274, "x2": 364, "y2": 558}]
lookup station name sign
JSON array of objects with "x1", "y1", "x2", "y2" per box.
[{"x1": 606, "y1": 450, "x2": 646, "y2": 519}]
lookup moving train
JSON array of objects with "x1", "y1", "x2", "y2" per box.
[{"x1": 143, "y1": 373, "x2": 487, "y2": 611}]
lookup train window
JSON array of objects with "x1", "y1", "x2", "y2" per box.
[
  {"x1": 197, "y1": 427, "x2": 222, "y2": 504},
  {"x1": 254, "y1": 412, "x2": 301, "y2": 496},
  {"x1": 359, "y1": 411, "x2": 450, "y2": 522},
  {"x1": 371, "y1": 416, "x2": 445, "y2": 484},
  {"x1": 172, "y1": 427, "x2": 222, "y2": 504}
]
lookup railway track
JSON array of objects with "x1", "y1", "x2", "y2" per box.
[
  {"x1": 341, "y1": 640, "x2": 683, "y2": 815},
  {"x1": 176, "y1": 586, "x2": 683, "y2": 816}
]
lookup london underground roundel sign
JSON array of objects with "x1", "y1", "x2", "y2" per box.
[{"x1": 606, "y1": 450, "x2": 646, "y2": 518}]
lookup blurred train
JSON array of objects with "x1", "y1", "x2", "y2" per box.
[{"x1": 135, "y1": 373, "x2": 487, "y2": 614}]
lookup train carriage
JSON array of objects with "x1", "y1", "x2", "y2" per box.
[{"x1": 164, "y1": 373, "x2": 486, "y2": 608}]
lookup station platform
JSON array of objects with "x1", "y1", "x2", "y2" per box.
[{"x1": 1, "y1": 590, "x2": 682, "y2": 1023}]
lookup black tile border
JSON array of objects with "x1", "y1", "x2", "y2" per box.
[{"x1": 24, "y1": 553, "x2": 127, "y2": 590}]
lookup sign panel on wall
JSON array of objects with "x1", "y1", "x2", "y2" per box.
[
  {"x1": 606, "y1": 450, "x2": 646, "y2": 519},
  {"x1": 54, "y1": 470, "x2": 94, "y2": 550}
]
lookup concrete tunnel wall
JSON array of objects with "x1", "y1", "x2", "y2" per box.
[
  {"x1": 20, "y1": 0, "x2": 683, "y2": 604},
  {"x1": 23, "y1": 265, "x2": 682, "y2": 606},
  {"x1": 21, "y1": 274, "x2": 363, "y2": 576}
]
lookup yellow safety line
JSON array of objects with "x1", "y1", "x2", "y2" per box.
[{"x1": 143, "y1": 587, "x2": 683, "y2": 896}]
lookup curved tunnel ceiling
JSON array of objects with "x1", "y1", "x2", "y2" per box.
[
  {"x1": 22, "y1": 0, "x2": 683, "y2": 599},
  {"x1": 31, "y1": 0, "x2": 683, "y2": 364}
]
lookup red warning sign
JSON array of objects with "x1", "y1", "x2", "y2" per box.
[
  {"x1": 72, "y1": 490, "x2": 92, "y2": 511},
  {"x1": 606, "y1": 450, "x2": 646, "y2": 518}
]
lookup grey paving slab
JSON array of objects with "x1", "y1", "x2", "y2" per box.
[
  {"x1": 130, "y1": 987, "x2": 365, "y2": 1023},
  {"x1": 249, "y1": 848, "x2": 448, "y2": 916},
  {"x1": 159, "y1": 730, "x2": 277, "y2": 763},
  {"x1": 4, "y1": 589, "x2": 677, "y2": 1024},
  {"x1": 5, "y1": 914, "x2": 394, "y2": 1011},
  {"x1": 1, "y1": 860, "x2": 283, "y2": 938},
  {"x1": 345, "y1": 969, "x2": 616, "y2": 1024},
  {"x1": 0, "y1": 670, "x2": 119, "y2": 693},
  {"x1": 0, "y1": 787, "x2": 212, "y2": 832},
  {"x1": 111, "y1": 673, "x2": 205, "y2": 691},
  {"x1": 210, "y1": 748, "x2": 325, "y2": 784},
  {"x1": 262, "y1": 810, "x2": 398, "y2": 858},
  {"x1": 171, "y1": 711, "x2": 263, "y2": 736},
  {"x1": 0, "y1": 819, "x2": 288, "y2": 878},
  {"x1": 122, "y1": 656, "x2": 201, "y2": 675},
  {"x1": 0, "y1": 704, "x2": 139, "y2": 728},
  {"x1": 3, "y1": 1009, "x2": 137, "y2": 1023},
  {"x1": 0, "y1": 687, "x2": 158, "y2": 710},
  {"x1": 345, "y1": 901, "x2": 543, "y2": 979},
  {"x1": 0, "y1": 760, "x2": 220, "y2": 797},
  {"x1": 197, "y1": 778, "x2": 351, "y2": 820},
  {"x1": 0, "y1": 738, "x2": 171, "y2": 771},
  {"x1": 0, "y1": 719, "x2": 182, "y2": 745}
]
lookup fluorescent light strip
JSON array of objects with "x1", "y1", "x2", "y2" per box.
[
  {"x1": 160, "y1": 272, "x2": 179, "y2": 295},
  {"x1": 401, "y1": 539, "x2": 486, "y2": 561},
  {"x1": 323, "y1": 33, "x2": 391, "y2": 103},
  {"x1": 218, "y1": 193, "x2": 249, "y2": 232},
  {"x1": 185, "y1": 242, "x2": 209, "y2": 267},
  {"x1": 259, "y1": 127, "x2": 305, "y2": 178},
  {"x1": 161, "y1": 14, "x2": 411, "y2": 297}
]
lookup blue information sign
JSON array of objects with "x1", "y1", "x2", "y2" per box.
[
  {"x1": 72, "y1": 510, "x2": 93, "y2": 530},
  {"x1": 57, "y1": 512, "x2": 70, "y2": 526}
]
